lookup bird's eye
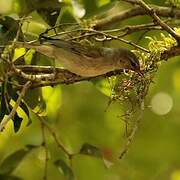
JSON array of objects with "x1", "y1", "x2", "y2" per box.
[{"x1": 130, "y1": 60, "x2": 137, "y2": 67}]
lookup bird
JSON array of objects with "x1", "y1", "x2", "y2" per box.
[{"x1": 14, "y1": 38, "x2": 141, "y2": 77}]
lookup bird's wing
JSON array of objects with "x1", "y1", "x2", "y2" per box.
[{"x1": 42, "y1": 39, "x2": 103, "y2": 58}]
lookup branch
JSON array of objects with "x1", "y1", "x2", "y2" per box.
[
  {"x1": 94, "y1": 5, "x2": 180, "y2": 29},
  {"x1": 10, "y1": 65, "x2": 56, "y2": 81},
  {"x1": 161, "y1": 46, "x2": 180, "y2": 60},
  {"x1": 126, "y1": 0, "x2": 180, "y2": 44},
  {"x1": 78, "y1": 29, "x2": 149, "y2": 52},
  {"x1": 15, "y1": 65, "x2": 69, "y2": 73},
  {"x1": 14, "y1": 43, "x2": 180, "y2": 90},
  {"x1": 38, "y1": 116, "x2": 73, "y2": 159},
  {"x1": 10, "y1": 44, "x2": 180, "y2": 90},
  {"x1": 119, "y1": 101, "x2": 144, "y2": 159},
  {"x1": 31, "y1": 70, "x2": 124, "y2": 88},
  {"x1": 40, "y1": 121, "x2": 49, "y2": 180},
  {"x1": 0, "y1": 81, "x2": 32, "y2": 132}
]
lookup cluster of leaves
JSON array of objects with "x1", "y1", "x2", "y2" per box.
[
  {"x1": 0, "y1": 80, "x2": 31, "y2": 132},
  {"x1": 166, "y1": 0, "x2": 180, "y2": 8},
  {"x1": 54, "y1": 143, "x2": 103, "y2": 180},
  {"x1": 0, "y1": 141, "x2": 103, "y2": 180},
  {"x1": 0, "y1": 145, "x2": 37, "y2": 180},
  {"x1": 1, "y1": 0, "x2": 180, "y2": 178},
  {"x1": 105, "y1": 28, "x2": 180, "y2": 125}
]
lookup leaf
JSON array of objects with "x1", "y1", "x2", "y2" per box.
[
  {"x1": 95, "y1": 1, "x2": 118, "y2": 18},
  {"x1": 80, "y1": 143, "x2": 102, "y2": 158},
  {"x1": 6, "y1": 82, "x2": 18, "y2": 100},
  {"x1": 0, "y1": 16, "x2": 23, "y2": 42},
  {"x1": 0, "y1": 83, "x2": 11, "y2": 122},
  {"x1": 0, "y1": 145, "x2": 36, "y2": 175},
  {"x1": 24, "y1": 89, "x2": 46, "y2": 110},
  {"x1": 82, "y1": 0, "x2": 97, "y2": 16},
  {"x1": 97, "y1": 0, "x2": 111, "y2": 7},
  {"x1": 71, "y1": 0, "x2": 85, "y2": 18},
  {"x1": 24, "y1": 49, "x2": 36, "y2": 65},
  {"x1": 54, "y1": 159, "x2": 74, "y2": 180},
  {"x1": 0, "y1": 174, "x2": 22, "y2": 180},
  {"x1": 12, "y1": 48, "x2": 26, "y2": 62},
  {"x1": 18, "y1": 0, "x2": 67, "y2": 26},
  {"x1": 19, "y1": 102, "x2": 32, "y2": 126},
  {"x1": 6, "y1": 83, "x2": 32, "y2": 126},
  {"x1": 93, "y1": 78, "x2": 112, "y2": 97},
  {"x1": 12, "y1": 112, "x2": 23, "y2": 133}
]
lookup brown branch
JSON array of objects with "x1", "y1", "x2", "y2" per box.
[
  {"x1": 126, "y1": 0, "x2": 180, "y2": 44},
  {"x1": 43, "y1": 28, "x2": 149, "y2": 52},
  {"x1": 14, "y1": 43, "x2": 180, "y2": 89},
  {"x1": 116, "y1": 23, "x2": 163, "y2": 37},
  {"x1": 12, "y1": 65, "x2": 124, "y2": 88},
  {"x1": 94, "y1": 5, "x2": 180, "y2": 29},
  {"x1": 161, "y1": 46, "x2": 180, "y2": 60},
  {"x1": 40, "y1": 122, "x2": 49, "y2": 180},
  {"x1": 15, "y1": 65, "x2": 67, "y2": 74},
  {"x1": 75, "y1": 29, "x2": 149, "y2": 52},
  {"x1": 9, "y1": 44, "x2": 180, "y2": 90},
  {"x1": 0, "y1": 81, "x2": 32, "y2": 132},
  {"x1": 11, "y1": 65, "x2": 56, "y2": 81},
  {"x1": 30, "y1": 70, "x2": 124, "y2": 89},
  {"x1": 68, "y1": 23, "x2": 163, "y2": 41},
  {"x1": 38, "y1": 116, "x2": 73, "y2": 159},
  {"x1": 119, "y1": 101, "x2": 144, "y2": 159}
]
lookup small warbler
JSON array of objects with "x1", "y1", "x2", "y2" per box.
[{"x1": 15, "y1": 38, "x2": 140, "y2": 77}]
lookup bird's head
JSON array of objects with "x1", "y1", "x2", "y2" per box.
[{"x1": 116, "y1": 49, "x2": 141, "y2": 73}]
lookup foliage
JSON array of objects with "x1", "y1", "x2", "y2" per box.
[
  {"x1": 0, "y1": 0, "x2": 180, "y2": 180},
  {"x1": 166, "y1": 0, "x2": 180, "y2": 8}
]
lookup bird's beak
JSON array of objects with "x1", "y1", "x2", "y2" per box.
[{"x1": 134, "y1": 67, "x2": 143, "y2": 77}]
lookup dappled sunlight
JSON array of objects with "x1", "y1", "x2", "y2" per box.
[
  {"x1": 171, "y1": 170, "x2": 180, "y2": 180},
  {"x1": 151, "y1": 92, "x2": 173, "y2": 115},
  {"x1": 173, "y1": 69, "x2": 180, "y2": 93},
  {"x1": 0, "y1": 0, "x2": 180, "y2": 179}
]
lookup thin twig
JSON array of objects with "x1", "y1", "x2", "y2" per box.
[
  {"x1": 94, "y1": 5, "x2": 180, "y2": 29},
  {"x1": 37, "y1": 28, "x2": 149, "y2": 52},
  {"x1": 30, "y1": 70, "x2": 124, "y2": 89},
  {"x1": 11, "y1": 65, "x2": 56, "y2": 81},
  {"x1": 13, "y1": 41, "x2": 180, "y2": 88},
  {"x1": 69, "y1": 28, "x2": 149, "y2": 52},
  {"x1": 0, "y1": 81, "x2": 32, "y2": 132},
  {"x1": 68, "y1": 23, "x2": 163, "y2": 41},
  {"x1": 15, "y1": 65, "x2": 66, "y2": 74},
  {"x1": 123, "y1": 0, "x2": 180, "y2": 43},
  {"x1": 38, "y1": 117, "x2": 73, "y2": 159},
  {"x1": 119, "y1": 101, "x2": 144, "y2": 159},
  {"x1": 40, "y1": 121, "x2": 49, "y2": 180}
]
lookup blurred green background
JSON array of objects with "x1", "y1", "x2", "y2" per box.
[{"x1": 0, "y1": 0, "x2": 180, "y2": 180}]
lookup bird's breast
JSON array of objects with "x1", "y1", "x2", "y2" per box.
[{"x1": 54, "y1": 48, "x2": 116, "y2": 77}]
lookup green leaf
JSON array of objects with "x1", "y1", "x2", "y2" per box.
[
  {"x1": 97, "y1": 0, "x2": 111, "y2": 7},
  {"x1": 93, "y1": 78, "x2": 112, "y2": 97},
  {"x1": 82, "y1": 0, "x2": 97, "y2": 16},
  {"x1": 54, "y1": 159, "x2": 74, "y2": 180},
  {"x1": 24, "y1": 49, "x2": 36, "y2": 65},
  {"x1": 24, "y1": 88, "x2": 46, "y2": 112},
  {"x1": 0, "y1": 83, "x2": 11, "y2": 122},
  {"x1": 19, "y1": 102, "x2": 32, "y2": 126},
  {"x1": 6, "y1": 83, "x2": 32, "y2": 126},
  {"x1": 0, "y1": 174, "x2": 22, "y2": 180},
  {"x1": 80, "y1": 143, "x2": 102, "y2": 158},
  {"x1": 12, "y1": 112, "x2": 23, "y2": 133},
  {"x1": 18, "y1": 0, "x2": 67, "y2": 26},
  {"x1": 0, "y1": 16, "x2": 23, "y2": 42},
  {"x1": 12, "y1": 48, "x2": 26, "y2": 62},
  {"x1": 0, "y1": 146, "x2": 36, "y2": 175}
]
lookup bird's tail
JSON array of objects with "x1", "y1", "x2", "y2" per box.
[{"x1": 12, "y1": 41, "x2": 55, "y2": 59}]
